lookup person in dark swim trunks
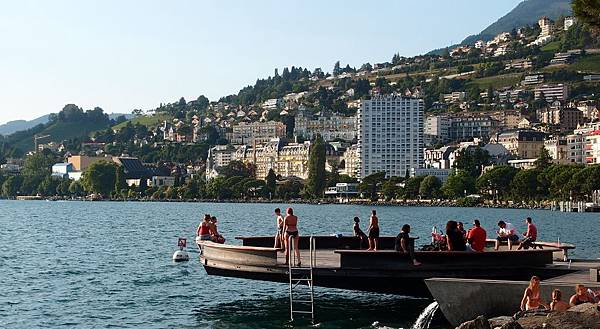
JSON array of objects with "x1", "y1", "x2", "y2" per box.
[
  {"x1": 353, "y1": 217, "x2": 368, "y2": 249},
  {"x1": 367, "y1": 210, "x2": 379, "y2": 251},
  {"x1": 395, "y1": 224, "x2": 421, "y2": 266}
]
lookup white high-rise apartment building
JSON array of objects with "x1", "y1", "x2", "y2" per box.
[{"x1": 358, "y1": 95, "x2": 424, "y2": 178}]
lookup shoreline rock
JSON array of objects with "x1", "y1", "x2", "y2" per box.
[{"x1": 456, "y1": 303, "x2": 600, "y2": 329}]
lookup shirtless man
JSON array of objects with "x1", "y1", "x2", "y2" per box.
[
  {"x1": 367, "y1": 210, "x2": 379, "y2": 251},
  {"x1": 550, "y1": 289, "x2": 570, "y2": 311},
  {"x1": 273, "y1": 208, "x2": 284, "y2": 249}
]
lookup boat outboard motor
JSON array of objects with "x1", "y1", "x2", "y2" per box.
[{"x1": 173, "y1": 237, "x2": 190, "y2": 262}]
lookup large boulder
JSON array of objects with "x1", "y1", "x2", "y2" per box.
[
  {"x1": 456, "y1": 315, "x2": 491, "y2": 329},
  {"x1": 517, "y1": 303, "x2": 600, "y2": 329},
  {"x1": 499, "y1": 321, "x2": 523, "y2": 329},
  {"x1": 488, "y1": 316, "x2": 514, "y2": 328}
]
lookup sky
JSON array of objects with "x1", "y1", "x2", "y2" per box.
[{"x1": 0, "y1": 0, "x2": 523, "y2": 124}]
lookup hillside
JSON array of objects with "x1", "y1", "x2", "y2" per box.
[
  {"x1": 429, "y1": 0, "x2": 572, "y2": 55},
  {"x1": 10, "y1": 120, "x2": 112, "y2": 151},
  {"x1": 0, "y1": 115, "x2": 50, "y2": 136},
  {"x1": 113, "y1": 113, "x2": 173, "y2": 130}
]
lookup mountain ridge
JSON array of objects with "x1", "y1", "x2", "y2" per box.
[{"x1": 428, "y1": 0, "x2": 572, "y2": 55}]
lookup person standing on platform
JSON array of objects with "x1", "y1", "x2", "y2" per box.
[{"x1": 367, "y1": 210, "x2": 379, "y2": 251}]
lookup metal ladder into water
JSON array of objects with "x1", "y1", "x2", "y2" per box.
[{"x1": 288, "y1": 235, "x2": 315, "y2": 322}]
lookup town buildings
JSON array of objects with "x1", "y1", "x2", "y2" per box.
[
  {"x1": 424, "y1": 114, "x2": 450, "y2": 144},
  {"x1": 536, "y1": 101, "x2": 584, "y2": 131},
  {"x1": 534, "y1": 84, "x2": 569, "y2": 102},
  {"x1": 544, "y1": 136, "x2": 569, "y2": 164},
  {"x1": 294, "y1": 107, "x2": 357, "y2": 142},
  {"x1": 357, "y1": 95, "x2": 424, "y2": 178},
  {"x1": 229, "y1": 121, "x2": 286, "y2": 146},
  {"x1": 497, "y1": 129, "x2": 546, "y2": 159},
  {"x1": 448, "y1": 116, "x2": 499, "y2": 142}
]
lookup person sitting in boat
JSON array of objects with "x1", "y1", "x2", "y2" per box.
[
  {"x1": 520, "y1": 276, "x2": 548, "y2": 311},
  {"x1": 283, "y1": 207, "x2": 301, "y2": 266},
  {"x1": 569, "y1": 284, "x2": 596, "y2": 306},
  {"x1": 367, "y1": 210, "x2": 379, "y2": 251},
  {"x1": 196, "y1": 214, "x2": 212, "y2": 241},
  {"x1": 353, "y1": 217, "x2": 368, "y2": 249},
  {"x1": 518, "y1": 217, "x2": 537, "y2": 250},
  {"x1": 209, "y1": 216, "x2": 226, "y2": 244},
  {"x1": 395, "y1": 224, "x2": 421, "y2": 266},
  {"x1": 550, "y1": 289, "x2": 570, "y2": 311},
  {"x1": 274, "y1": 208, "x2": 284, "y2": 249},
  {"x1": 445, "y1": 220, "x2": 466, "y2": 251},
  {"x1": 466, "y1": 219, "x2": 486, "y2": 252},
  {"x1": 494, "y1": 220, "x2": 519, "y2": 251}
]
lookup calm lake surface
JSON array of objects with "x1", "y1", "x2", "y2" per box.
[{"x1": 1, "y1": 200, "x2": 599, "y2": 328}]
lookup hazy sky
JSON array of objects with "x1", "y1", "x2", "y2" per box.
[{"x1": 0, "y1": 0, "x2": 522, "y2": 124}]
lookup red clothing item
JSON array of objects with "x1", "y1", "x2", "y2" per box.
[
  {"x1": 467, "y1": 226, "x2": 487, "y2": 252},
  {"x1": 525, "y1": 223, "x2": 537, "y2": 241}
]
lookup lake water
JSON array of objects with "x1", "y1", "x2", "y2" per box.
[{"x1": 1, "y1": 200, "x2": 599, "y2": 328}]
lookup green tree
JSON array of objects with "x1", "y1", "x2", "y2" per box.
[
  {"x1": 306, "y1": 135, "x2": 326, "y2": 198},
  {"x1": 419, "y1": 175, "x2": 442, "y2": 199},
  {"x1": 381, "y1": 177, "x2": 403, "y2": 201},
  {"x1": 68, "y1": 180, "x2": 84, "y2": 196},
  {"x1": 476, "y1": 166, "x2": 517, "y2": 200},
  {"x1": 81, "y1": 161, "x2": 118, "y2": 196},
  {"x1": 358, "y1": 172, "x2": 386, "y2": 201},
  {"x1": 2, "y1": 176, "x2": 20, "y2": 198},
  {"x1": 573, "y1": 0, "x2": 600, "y2": 31},
  {"x1": 265, "y1": 168, "x2": 277, "y2": 199},
  {"x1": 21, "y1": 150, "x2": 56, "y2": 177},
  {"x1": 37, "y1": 175, "x2": 59, "y2": 196},
  {"x1": 333, "y1": 61, "x2": 341, "y2": 77},
  {"x1": 56, "y1": 179, "x2": 71, "y2": 196},
  {"x1": 403, "y1": 176, "x2": 425, "y2": 199},
  {"x1": 114, "y1": 165, "x2": 127, "y2": 195},
  {"x1": 453, "y1": 147, "x2": 491, "y2": 177},
  {"x1": 534, "y1": 147, "x2": 552, "y2": 169},
  {"x1": 441, "y1": 170, "x2": 476, "y2": 199},
  {"x1": 510, "y1": 169, "x2": 540, "y2": 202}
]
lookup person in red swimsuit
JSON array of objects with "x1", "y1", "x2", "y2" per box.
[
  {"x1": 196, "y1": 214, "x2": 212, "y2": 241},
  {"x1": 283, "y1": 208, "x2": 300, "y2": 266}
]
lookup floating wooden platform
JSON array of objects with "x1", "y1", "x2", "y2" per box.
[{"x1": 198, "y1": 236, "x2": 575, "y2": 297}]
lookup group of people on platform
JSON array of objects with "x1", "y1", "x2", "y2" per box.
[
  {"x1": 520, "y1": 276, "x2": 600, "y2": 312},
  {"x1": 196, "y1": 214, "x2": 225, "y2": 244}
]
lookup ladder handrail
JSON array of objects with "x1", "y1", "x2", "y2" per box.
[{"x1": 288, "y1": 235, "x2": 316, "y2": 323}]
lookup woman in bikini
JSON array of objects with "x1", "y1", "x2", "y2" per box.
[
  {"x1": 283, "y1": 207, "x2": 300, "y2": 266},
  {"x1": 520, "y1": 276, "x2": 548, "y2": 311},
  {"x1": 196, "y1": 214, "x2": 212, "y2": 241}
]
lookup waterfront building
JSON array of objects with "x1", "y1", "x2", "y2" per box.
[
  {"x1": 294, "y1": 107, "x2": 357, "y2": 142},
  {"x1": 448, "y1": 116, "x2": 499, "y2": 142},
  {"x1": 534, "y1": 84, "x2": 569, "y2": 102},
  {"x1": 497, "y1": 129, "x2": 546, "y2": 159},
  {"x1": 544, "y1": 136, "x2": 569, "y2": 164},
  {"x1": 410, "y1": 168, "x2": 452, "y2": 183},
  {"x1": 230, "y1": 121, "x2": 286, "y2": 146},
  {"x1": 231, "y1": 139, "x2": 312, "y2": 180},
  {"x1": 67, "y1": 155, "x2": 113, "y2": 172},
  {"x1": 508, "y1": 159, "x2": 537, "y2": 170},
  {"x1": 567, "y1": 133, "x2": 586, "y2": 164},
  {"x1": 357, "y1": 95, "x2": 424, "y2": 178},
  {"x1": 205, "y1": 145, "x2": 236, "y2": 179},
  {"x1": 112, "y1": 156, "x2": 152, "y2": 186},
  {"x1": 585, "y1": 131, "x2": 600, "y2": 164},
  {"x1": 324, "y1": 183, "x2": 359, "y2": 199},
  {"x1": 149, "y1": 176, "x2": 176, "y2": 188},
  {"x1": 51, "y1": 163, "x2": 75, "y2": 179},
  {"x1": 340, "y1": 144, "x2": 360, "y2": 178},
  {"x1": 424, "y1": 146, "x2": 456, "y2": 169}
]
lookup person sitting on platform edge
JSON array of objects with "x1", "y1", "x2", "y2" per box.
[
  {"x1": 395, "y1": 224, "x2": 421, "y2": 266},
  {"x1": 550, "y1": 289, "x2": 570, "y2": 311},
  {"x1": 196, "y1": 214, "x2": 212, "y2": 241},
  {"x1": 353, "y1": 217, "x2": 368, "y2": 249},
  {"x1": 466, "y1": 219, "x2": 486, "y2": 252},
  {"x1": 457, "y1": 221, "x2": 467, "y2": 240},
  {"x1": 367, "y1": 210, "x2": 379, "y2": 251},
  {"x1": 518, "y1": 217, "x2": 537, "y2": 250},
  {"x1": 209, "y1": 216, "x2": 225, "y2": 244},
  {"x1": 495, "y1": 220, "x2": 519, "y2": 251},
  {"x1": 446, "y1": 220, "x2": 466, "y2": 251},
  {"x1": 520, "y1": 275, "x2": 548, "y2": 311},
  {"x1": 283, "y1": 207, "x2": 301, "y2": 266}
]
